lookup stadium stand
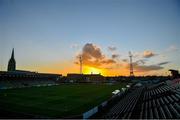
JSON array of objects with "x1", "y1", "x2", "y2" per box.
[
  {"x1": 0, "y1": 79, "x2": 58, "y2": 89},
  {"x1": 0, "y1": 71, "x2": 61, "y2": 89},
  {"x1": 98, "y1": 79, "x2": 180, "y2": 119}
]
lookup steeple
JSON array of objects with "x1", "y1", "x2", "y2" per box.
[
  {"x1": 11, "y1": 48, "x2": 14, "y2": 59},
  {"x1": 7, "y1": 48, "x2": 16, "y2": 71}
]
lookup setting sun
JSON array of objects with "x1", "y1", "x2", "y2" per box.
[{"x1": 83, "y1": 66, "x2": 105, "y2": 75}]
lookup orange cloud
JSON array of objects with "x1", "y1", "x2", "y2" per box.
[
  {"x1": 72, "y1": 43, "x2": 168, "y2": 76},
  {"x1": 75, "y1": 43, "x2": 116, "y2": 68},
  {"x1": 143, "y1": 50, "x2": 156, "y2": 58}
]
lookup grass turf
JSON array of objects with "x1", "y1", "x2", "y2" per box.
[{"x1": 0, "y1": 83, "x2": 125, "y2": 117}]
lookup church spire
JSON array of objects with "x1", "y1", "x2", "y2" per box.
[
  {"x1": 11, "y1": 48, "x2": 14, "y2": 59},
  {"x1": 7, "y1": 48, "x2": 16, "y2": 71}
]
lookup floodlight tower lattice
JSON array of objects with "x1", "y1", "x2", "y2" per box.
[{"x1": 129, "y1": 51, "x2": 134, "y2": 77}]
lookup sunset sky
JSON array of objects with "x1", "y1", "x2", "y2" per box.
[{"x1": 0, "y1": 0, "x2": 180, "y2": 76}]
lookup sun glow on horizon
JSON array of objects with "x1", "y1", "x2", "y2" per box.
[{"x1": 83, "y1": 66, "x2": 105, "y2": 75}]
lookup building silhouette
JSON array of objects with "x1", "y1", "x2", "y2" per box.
[
  {"x1": 169, "y1": 69, "x2": 180, "y2": 79},
  {"x1": 7, "y1": 48, "x2": 16, "y2": 71},
  {"x1": 0, "y1": 49, "x2": 62, "y2": 89}
]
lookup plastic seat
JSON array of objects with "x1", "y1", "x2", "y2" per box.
[
  {"x1": 159, "y1": 107, "x2": 166, "y2": 118},
  {"x1": 169, "y1": 104, "x2": 180, "y2": 118},
  {"x1": 171, "y1": 95, "x2": 179, "y2": 102},
  {"x1": 156, "y1": 99, "x2": 160, "y2": 107},
  {"x1": 163, "y1": 105, "x2": 173, "y2": 118},
  {"x1": 154, "y1": 107, "x2": 159, "y2": 119},
  {"x1": 167, "y1": 96, "x2": 174, "y2": 103}
]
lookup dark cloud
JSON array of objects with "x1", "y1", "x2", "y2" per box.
[
  {"x1": 143, "y1": 50, "x2": 156, "y2": 58},
  {"x1": 108, "y1": 46, "x2": 116, "y2": 51},
  {"x1": 125, "y1": 60, "x2": 163, "y2": 72},
  {"x1": 133, "y1": 62, "x2": 163, "y2": 72},
  {"x1": 82, "y1": 43, "x2": 104, "y2": 59},
  {"x1": 136, "y1": 59, "x2": 146, "y2": 65},
  {"x1": 112, "y1": 54, "x2": 119, "y2": 59},
  {"x1": 101, "y1": 59, "x2": 116, "y2": 64},
  {"x1": 158, "y1": 61, "x2": 170, "y2": 66},
  {"x1": 122, "y1": 59, "x2": 128, "y2": 62},
  {"x1": 74, "y1": 61, "x2": 79, "y2": 65},
  {"x1": 75, "y1": 43, "x2": 116, "y2": 67},
  {"x1": 104, "y1": 67, "x2": 114, "y2": 70}
]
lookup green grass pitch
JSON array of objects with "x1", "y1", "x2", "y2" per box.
[{"x1": 0, "y1": 83, "x2": 125, "y2": 117}]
